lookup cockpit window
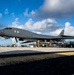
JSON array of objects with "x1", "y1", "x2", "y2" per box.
[{"x1": 5, "y1": 28, "x2": 12, "y2": 30}]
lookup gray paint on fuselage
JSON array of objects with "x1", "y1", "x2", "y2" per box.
[
  {"x1": 2, "y1": 27, "x2": 57, "y2": 39},
  {"x1": 0, "y1": 27, "x2": 74, "y2": 41}
]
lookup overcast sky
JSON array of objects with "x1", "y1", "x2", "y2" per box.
[{"x1": 0, "y1": 0, "x2": 74, "y2": 45}]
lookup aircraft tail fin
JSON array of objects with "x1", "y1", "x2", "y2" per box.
[{"x1": 59, "y1": 30, "x2": 64, "y2": 36}]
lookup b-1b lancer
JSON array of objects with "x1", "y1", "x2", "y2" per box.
[{"x1": 0, "y1": 27, "x2": 74, "y2": 47}]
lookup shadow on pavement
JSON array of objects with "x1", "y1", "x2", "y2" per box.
[{"x1": 0, "y1": 55, "x2": 74, "y2": 75}]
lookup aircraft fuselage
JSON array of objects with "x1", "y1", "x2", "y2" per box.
[{"x1": 0, "y1": 27, "x2": 74, "y2": 41}]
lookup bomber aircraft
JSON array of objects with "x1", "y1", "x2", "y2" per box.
[{"x1": 0, "y1": 27, "x2": 74, "y2": 47}]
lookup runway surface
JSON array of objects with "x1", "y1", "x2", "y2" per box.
[
  {"x1": 0, "y1": 47, "x2": 74, "y2": 55},
  {"x1": 0, "y1": 47, "x2": 74, "y2": 75}
]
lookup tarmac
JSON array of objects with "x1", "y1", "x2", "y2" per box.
[
  {"x1": 0, "y1": 47, "x2": 74, "y2": 75},
  {"x1": 0, "y1": 47, "x2": 74, "y2": 55}
]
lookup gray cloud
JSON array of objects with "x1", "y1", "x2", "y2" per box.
[
  {"x1": 50, "y1": 22, "x2": 74, "y2": 36},
  {"x1": 24, "y1": 18, "x2": 62, "y2": 32},
  {"x1": 31, "y1": 0, "x2": 74, "y2": 19},
  {"x1": 10, "y1": 18, "x2": 74, "y2": 36},
  {"x1": 10, "y1": 18, "x2": 62, "y2": 33}
]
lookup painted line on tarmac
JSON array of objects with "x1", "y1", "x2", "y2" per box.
[{"x1": 56, "y1": 52, "x2": 74, "y2": 56}]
